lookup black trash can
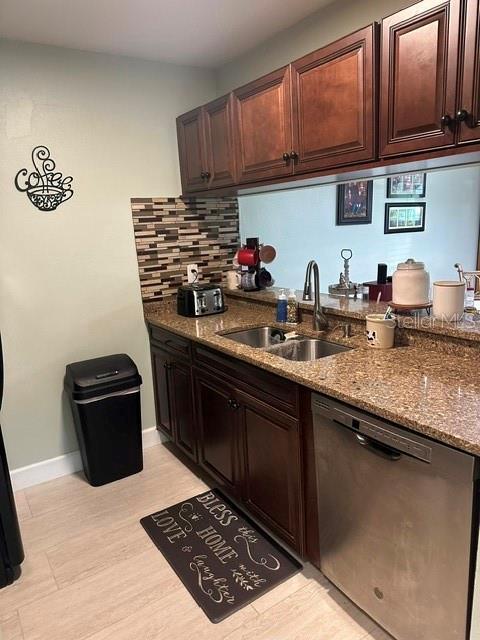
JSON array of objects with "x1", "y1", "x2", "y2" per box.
[{"x1": 65, "y1": 354, "x2": 143, "y2": 486}]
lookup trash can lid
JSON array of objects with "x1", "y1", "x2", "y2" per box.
[{"x1": 65, "y1": 354, "x2": 142, "y2": 401}]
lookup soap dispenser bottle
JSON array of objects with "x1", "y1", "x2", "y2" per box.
[
  {"x1": 287, "y1": 289, "x2": 299, "y2": 324},
  {"x1": 276, "y1": 289, "x2": 288, "y2": 322}
]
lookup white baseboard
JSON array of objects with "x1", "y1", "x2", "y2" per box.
[
  {"x1": 141, "y1": 425, "x2": 163, "y2": 448},
  {"x1": 10, "y1": 426, "x2": 161, "y2": 491}
]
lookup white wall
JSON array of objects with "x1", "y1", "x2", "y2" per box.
[
  {"x1": 215, "y1": 0, "x2": 413, "y2": 94},
  {"x1": 239, "y1": 167, "x2": 480, "y2": 293},
  {"x1": 0, "y1": 39, "x2": 216, "y2": 469}
]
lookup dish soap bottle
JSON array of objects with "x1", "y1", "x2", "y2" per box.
[
  {"x1": 276, "y1": 289, "x2": 288, "y2": 323},
  {"x1": 287, "y1": 289, "x2": 299, "y2": 324}
]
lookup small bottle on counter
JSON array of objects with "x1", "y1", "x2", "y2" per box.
[
  {"x1": 287, "y1": 289, "x2": 299, "y2": 324},
  {"x1": 276, "y1": 289, "x2": 288, "y2": 322}
]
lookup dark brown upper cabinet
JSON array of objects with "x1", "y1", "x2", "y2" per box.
[
  {"x1": 379, "y1": 0, "x2": 461, "y2": 157},
  {"x1": 458, "y1": 0, "x2": 480, "y2": 144},
  {"x1": 177, "y1": 96, "x2": 236, "y2": 193},
  {"x1": 176, "y1": 107, "x2": 208, "y2": 192},
  {"x1": 233, "y1": 66, "x2": 293, "y2": 184},
  {"x1": 203, "y1": 94, "x2": 237, "y2": 188},
  {"x1": 291, "y1": 24, "x2": 376, "y2": 174},
  {"x1": 176, "y1": 0, "x2": 480, "y2": 195}
]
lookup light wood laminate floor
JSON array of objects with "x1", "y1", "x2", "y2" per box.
[{"x1": 3, "y1": 444, "x2": 392, "y2": 640}]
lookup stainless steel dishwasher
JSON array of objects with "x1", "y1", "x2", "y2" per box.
[{"x1": 312, "y1": 393, "x2": 478, "y2": 640}]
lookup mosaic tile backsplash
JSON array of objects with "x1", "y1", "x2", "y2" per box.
[{"x1": 131, "y1": 197, "x2": 239, "y2": 302}]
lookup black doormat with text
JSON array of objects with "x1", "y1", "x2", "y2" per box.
[{"x1": 140, "y1": 488, "x2": 302, "y2": 623}]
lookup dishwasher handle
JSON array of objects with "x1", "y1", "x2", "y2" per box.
[{"x1": 355, "y1": 433, "x2": 402, "y2": 461}]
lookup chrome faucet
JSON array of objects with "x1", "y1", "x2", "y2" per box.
[{"x1": 303, "y1": 260, "x2": 328, "y2": 331}]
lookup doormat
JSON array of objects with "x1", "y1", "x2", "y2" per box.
[{"x1": 140, "y1": 488, "x2": 302, "y2": 623}]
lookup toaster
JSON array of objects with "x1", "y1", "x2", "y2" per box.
[{"x1": 177, "y1": 284, "x2": 225, "y2": 317}]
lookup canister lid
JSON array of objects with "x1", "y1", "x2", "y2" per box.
[
  {"x1": 433, "y1": 280, "x2": 465, "y2": 287},
  {"x1": 396, "y1": 258, "x2": 425, "y2": 270}
]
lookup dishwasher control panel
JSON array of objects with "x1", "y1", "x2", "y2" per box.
[
  {"x1": 359, "y1": 420, "x2": 432, "y2": 463},
  {"x1": 312, "y1": 395, "x2": 432, "y2": 463}
]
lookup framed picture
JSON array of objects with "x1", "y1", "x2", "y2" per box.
[
  {"x1": 387, "y1": 173, "x2": 426, "y2": 198},
  {"x1": 384, "y1": 203, "x2": 426, "y2": 234},
  {"x1": 336, "y1": 180, "x2": 373, "y2": 225}
]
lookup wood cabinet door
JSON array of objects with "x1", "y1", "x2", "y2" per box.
[
  {"x1": 151, "y1": 347, "x2": 173, "y2": 438},
  {"x1": 170, "y1": 360, "x2": 197, "y2": 462},
  {"x1": 176, "y1": 107, "x2": 208, "y2": 192},
  {"x1": 203, "y1": 94, "x2": 237, "y2": 189},
  {"x1": 458, "y1": 0, "x2": 480, "y2": 144},
  {"x1": 233, "y1": 66, "x2": 293, "y2": 183},
  {"x1": 194, "y1": 369, "x2": 240, "y2": 495},
  {"x1": 379, "y1": 0, "x2": 461, "y2": 157},
  {"x1": 238, "y1": 391, "x2": 303, "y2": 552},
  {"x1": 291, "y1": 25, "x2": 376, "y2": 174}
]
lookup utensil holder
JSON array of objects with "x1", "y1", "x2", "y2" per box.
[{"x1": 365, "y1": 314, "x2": 396, "y2": 349}]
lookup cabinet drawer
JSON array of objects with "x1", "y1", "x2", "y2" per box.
[
  {"x1": 193, "y1": 345, "x2": 299, "y2": 417},
  {"x1": 148, "y1": 326, "x2": 191, "y2": 362}
]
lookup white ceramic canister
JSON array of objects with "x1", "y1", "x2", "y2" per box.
[
  {"x1": 432, "y1": 281, "x2": 466, "y2": 321},
  {"x1": 365, "y1": 314, "x2": 396, "y2": 349},
  {"x1": 392, "y1": 258, "x2": 430, "y2": 306}
]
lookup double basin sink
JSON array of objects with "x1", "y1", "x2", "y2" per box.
[{"x1": 221, "y1": 326, "x2": 351, "y2": 362}]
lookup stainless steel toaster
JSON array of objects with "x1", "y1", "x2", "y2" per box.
[{"x1": 177, "y1": 284, "x2": 225, "y2": 317}]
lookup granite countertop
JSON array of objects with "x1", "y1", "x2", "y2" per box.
[
  {"x1": 144, "y1": 298, "x2": 480, "y2": 457},
  {"x1": 226, "y1": 287, "x2": 480, "y2": 343}
]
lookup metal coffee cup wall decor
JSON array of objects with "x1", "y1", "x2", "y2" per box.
[{"x1": 14, "y1": 146, "x2": 74, "y2": 212}]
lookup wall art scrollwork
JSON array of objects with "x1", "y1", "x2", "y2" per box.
[{"x1": 15, "y1": 146, "x2": 74, "y2": 212}]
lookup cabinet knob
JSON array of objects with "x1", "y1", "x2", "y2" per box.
[
  {"x1": 440, "y1": 114, "x2": 453, "y2": 128},
  {"x1": 200, "y1": 171, "x2": 206, "y2": 179},
  {"x1": 163, "y1": 362, "x2": 173, "y2": 371},
  {"x1": 282, "y1": 152, "x2": 290, "y2": 162},
  {"x1": 204, "y1": 171, "x2": 211, "y2": 180},
  {"x1": 456, "y1": 109, "x2": 473, "y2": 127},
  {"x1": 228, "y1": 398, "x2": 240, "y2": 410},
  {"x1": 289, "y1": 151, "x2": 298, "y2": 160}
]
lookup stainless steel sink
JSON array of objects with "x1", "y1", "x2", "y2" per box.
[
  {"x1": 222, "y1": 326, "x2": 351, "y2": 362},
  {"x1": 265, "y1": 338, "x2": 351, "y2": 362},
  {"x1": 222, "y1": 326, "x2": 286, "y2": 348}
]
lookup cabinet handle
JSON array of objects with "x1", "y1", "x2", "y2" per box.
[
  {"x1": 289, "y1": 151, "x2": 298, "y2": 161},
  {"x1": 204, "y1": 171, "x2": 211, "y2": 180},
  {"x1": 440, "y1": 114, "x2": 453, "y2": 128},
  {"x1": 282, "y1": 152, "x2": 290, "y2": 162},
  {"x1": 163, "y1": 362, "x2": 174, "y2": 371},
  {"x1": 228, "y1": 398, "x2": 240, "y2": 410},
  {"x1": 457, "y1": 109, "x2": 473, "y2": 127}
]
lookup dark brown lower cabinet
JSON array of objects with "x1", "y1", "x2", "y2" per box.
[
  {"x1": 169, "y1": 359, "x2": 196, "y2": 460},
  {"x1": 238, "y1": 390, "x2": 302, "y2": 550},
  {"x1": 150, "y1": 344, "x2": 197, "y2": 462},
  {"x1": 149, "y1": 325, "x2": 305, "y2": 555},
  {"x1": 151, "y1": 346, "x2": 174, "y2": 439},
  {"x1": 193, "y1": 368, "x2": 241, "y2": 496}
]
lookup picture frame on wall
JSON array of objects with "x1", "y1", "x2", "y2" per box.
[
  {"x1": 386, "y1": 173, "x2": 426, "y2": 198},
  {"x1": 384, "y1": 203, "x2": 426, "y2": 234},
  {"x1": 336, "y1": 180, "x2": 373, "y2": 225}
]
